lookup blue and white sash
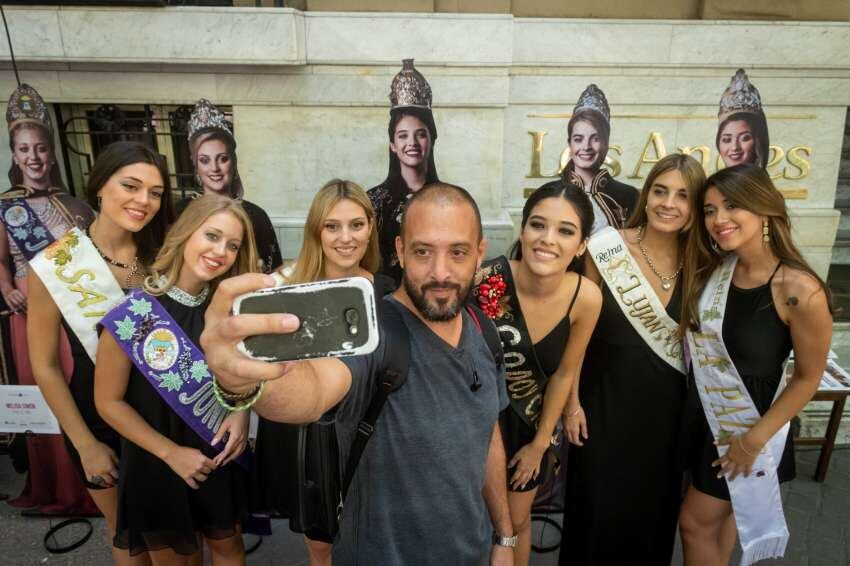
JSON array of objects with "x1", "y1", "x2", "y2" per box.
[{"x1": 686, "y1": 255, "x2": 789, "y2": 565}]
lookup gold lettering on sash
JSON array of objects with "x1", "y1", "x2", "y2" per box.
[
  {"x1": 616, "y1": 275, "x2": 641, "y2": 301},
  {"x1": 704, "y1": 386, "x2": 743, "y2": 401},
  {"x1": 711, "y1": 403, "x2": 749, "y2": 419},
  {"x1": 525, "y1": 394, "x2": 543, "y2": 421}
]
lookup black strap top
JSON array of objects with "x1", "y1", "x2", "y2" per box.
[
  {"x1": 722, "y1": 263, "x2": 792, "y2": 413},
  {"x1": 534, "y1": 274, "x2": 582, "y2": 376}
]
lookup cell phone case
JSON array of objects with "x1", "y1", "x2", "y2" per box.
[{"x1": 233, "y1": 277, "x2": 379, "y2": 363}]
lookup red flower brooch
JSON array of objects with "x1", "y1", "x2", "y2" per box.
[{"x1": 476, "y1": 274, "x2": 507, "y2": 319}]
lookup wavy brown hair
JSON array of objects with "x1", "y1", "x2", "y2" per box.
[
  {"x1": 625, "y1": 152, "x2": 706, "y2": 238},
  {"x1": 143, "y1": 195, "x2": 258, "y2": 296},
  {"x1": 288, "y1": 179, "x2": 380, "y2": 284},
  {"x1": 680, "y1": 163, "x2": 832, "y2": 336}
]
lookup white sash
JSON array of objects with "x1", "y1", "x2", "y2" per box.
[
  {"x1": 588, "y1": 227, "x2": 685, "y2": 373},
  {"x1": 686, "y1": 255, "x2": 789, "y2": 565},
  {"x1": 29, "y1": 228, "x2": 125, "y2": 361}
]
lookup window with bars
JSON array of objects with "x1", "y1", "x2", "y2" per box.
[{"x1": 54, "y1": 103, "x2": 233, "y2": 200}]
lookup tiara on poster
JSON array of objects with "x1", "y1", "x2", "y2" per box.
[
  {"x1": 390, "y1": 59, "x2": 432, "y2": 110},
  {"x1": 573, "y1": 84, "x2": 610, "y2": 124},
  {"x1": 718, "y1": 69, "x2": 763, "y2": 121},
  {"x1": 188, "y1": 98, "x2": 232, "y2": 141},
  {"x1": 6, "y1": 84, "x2": 51, "y2": 131}
]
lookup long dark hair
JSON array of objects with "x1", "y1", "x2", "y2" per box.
[
  {"x1": 509, "y1": 179, "x2": 594, "y2": 272},
  {"x1": 566, "y1": 108, "x2": 610, "y2": 173},
  {"x1": 384, "y1": 107, "x2": 439, "y2": 188},
  {"x1": 680, "y1": 163, "x2": 833, "y2": 336},
  {"x1": 85, "y1": 141, "x2": 175, "y2": 265},
  {"x1": 190, "y1": 129, "x2": 245, "y2": 200},
  {"x1": 8, "y1": 122, "x2": 65, "y2": 189},
  {"x1": 716, "y1": 111, "x2": 770, "y2": 169}
]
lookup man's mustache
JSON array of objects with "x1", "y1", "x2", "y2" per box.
[{"x1": 421, "y1": 282, "x2": 461, "y2": 293}]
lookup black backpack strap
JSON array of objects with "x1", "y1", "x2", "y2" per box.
[
  {"x1": 464, "y1": 303, "x2": 504, "y2": 368},
  {"x1": 340, "y1": 299, "x2": 409, "y2": 501}
]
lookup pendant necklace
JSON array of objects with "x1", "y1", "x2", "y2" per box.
[
  {"x1": 87, "y1": 226, "x2": 140, "y2": 287},
  {"x1": 637, "y1": 225, "x2": 683, "y2": 291}
]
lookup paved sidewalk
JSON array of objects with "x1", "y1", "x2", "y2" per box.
[{"x1": 0, "y1": 447, "x2": 847, "y2": 565}]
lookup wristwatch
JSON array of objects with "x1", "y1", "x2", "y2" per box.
[{"x1": 492, "y1": 533, "x2": 518, "y2": 548}]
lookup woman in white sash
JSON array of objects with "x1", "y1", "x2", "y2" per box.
[
  {"x1": 678, "y1": 164, "x2": 831, "y2": 565},
  {"x1": 95, "y1": 195, "x2": 257, "y2": 565},
  {"x1": 561, "y1": 154, "x2": 705, "y2": 565},
  {"x1": 472, "y1": 179, "x2": 601, "y2": 566},
  {"x1": 254, "y1": 179, "x2": 389, "y2": 566},
  {"x1": 28, "y1": 141, "x2": 174, "y2": 565}
]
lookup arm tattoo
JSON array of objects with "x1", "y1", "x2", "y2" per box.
[{"x1": 786, "y1": 296, "x2": 799, "y2": 307}]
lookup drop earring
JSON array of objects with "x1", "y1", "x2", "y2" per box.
[
  {"x1": 762, "y1": 219, "x2": 770, "y2": 244},
  {"x1": 710, "y1": 239, "x2": 720, "y2": 252}
]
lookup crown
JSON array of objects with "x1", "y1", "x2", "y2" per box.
[
  {"x1": 6, "y1": 84, "x2": 51, "y2": 132},
  {"x1": 187, "y1": 98, "x2": 232, "y2": 142},
  {"x1": 573, "y1": 84, "x2": 610, "y2": 124},
  {"x1": 389, "y1": 59, "x2": 432, "y2": 110},
  {"x1": 718, "y1": 69, "x2": 763, "y2": 121}
]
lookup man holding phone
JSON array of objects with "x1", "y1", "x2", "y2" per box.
[{"x1": 201, "y1": 183, "x2": 514, "y2": 565}]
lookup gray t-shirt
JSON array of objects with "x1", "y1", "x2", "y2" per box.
[{"x1": 334, "y1": 296, "x2": 508, "y2": 566}]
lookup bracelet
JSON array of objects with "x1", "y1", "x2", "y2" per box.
[
  {"x1": 215, "y1": 377, "x2": 260, "y2": 402},
  {"x1": 567, "y1": 406, "x2": 581, "y2": 417},
  {"x1": 737, "y1": 435, "x2": 758, "y2": 457},
  {"x1": 212, "y1": 377, "x2": 264, "y2": 412}
]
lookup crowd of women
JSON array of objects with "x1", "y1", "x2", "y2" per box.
[{"x1": 0, "y1": 60, "x2": 833, "y2": 566}]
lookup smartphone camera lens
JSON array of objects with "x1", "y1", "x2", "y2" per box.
[{"x1": 344, "y1": 308, "x2": 359, "y2": 336}]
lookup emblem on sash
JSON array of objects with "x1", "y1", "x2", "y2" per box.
[{"x1": 144, "y1": 329, "x2": 179, "y2": 371}]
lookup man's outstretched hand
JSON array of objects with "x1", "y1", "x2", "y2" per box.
[{"x1": 200, "y1": 273, "x2": 301, "y2": 394}]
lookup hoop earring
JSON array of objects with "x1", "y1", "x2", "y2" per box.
[
  {"x1": 710, "y1": 239, "x2": 720, "y2": 253},
  {"x1": 762, "y1": 219, "x2": 770, "y2": 244}
]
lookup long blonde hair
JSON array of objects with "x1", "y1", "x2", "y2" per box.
[
  {"x1": 288, "y1": 179, "x2": 380, "y2": 284},
  {"x1": 680, "y1": 163, "x2": 833, "y2": 336},
  {"x1": 144, "y1": 195, "x2": 259, "y2": 295}
]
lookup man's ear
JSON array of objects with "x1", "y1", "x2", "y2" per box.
[
  {"x1": 476, "y1": 238, "x2": 489, "y2": 270},
  {"x1": 395, "y1": 234, "x2": 404, "y2": 269}
]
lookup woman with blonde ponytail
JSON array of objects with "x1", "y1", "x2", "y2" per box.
[{"x1": 678, "y1": 164, "x2": 832, "y2": 565}]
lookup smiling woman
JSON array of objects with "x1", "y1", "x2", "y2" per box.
[
  {"x1": 94, "y1": 195, "x2": 258, "y2": 563},
  {"x1": 715, "y1": 69, "x2": 770, "y2": 170}
]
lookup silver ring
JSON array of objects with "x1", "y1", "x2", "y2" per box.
[{"x1": 90, "y1": 475, "x2": 106, "y2": 487}]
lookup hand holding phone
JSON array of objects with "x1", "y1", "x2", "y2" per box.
[{"x1": 233, "y1": 276, "x2": 379, "y2": 363}]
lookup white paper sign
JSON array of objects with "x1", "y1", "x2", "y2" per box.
[{"x1": 0, "y1": 385, "x2": 60, "y2": 434}]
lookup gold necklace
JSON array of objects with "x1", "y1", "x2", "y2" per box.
[{"x1": 636, "y1": 225, "x2": 683, "y2": 291}]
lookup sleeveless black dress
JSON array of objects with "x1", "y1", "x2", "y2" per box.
[
  {"x1": 114, "y1": 294, "x2": 250, "y2": 556},
  {"x1": 686, "y1": 267, "x2": 794, "y2": 500},
  {"x1": 252, "y1": 274, "x2": 396, "y2": 541},
  {"x1": 561, "y1": 282, "x2": 686, "y2": 565},
  {"x1": 63, "y1": 311, "x2": 123, "y2": 490},
  {"x1": 500, "y1": 275, "x2": 581, "y2": 493}
]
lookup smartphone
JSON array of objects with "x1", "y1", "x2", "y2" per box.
[{"x1": 233, "y1": 277, "x2": 379, "y2": 363}]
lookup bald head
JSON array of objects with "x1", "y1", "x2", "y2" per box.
[{"x1": 400, "y1": 182, "x2": 483, "y2": 242}]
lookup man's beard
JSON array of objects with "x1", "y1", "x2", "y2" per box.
[{"x1": 403, "y1": 276, "x2": 472, "y2": 322}]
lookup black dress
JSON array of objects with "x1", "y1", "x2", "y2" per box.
[
  {"x1": 686, "y1": 269, "x2": 794, "y2": 500},
  {"x1": 62, "y1": 316, "x2": 123, "y2": 490},
  {"x1": 176, "y1": 197, "x2": 282, "y2": 274},
  {"x1": 368, "y1": 178, "x2": 411, "y2": 286},
  {"x1": 561, "y1": 282, "x2": 686, "y2": 565},
  {"x1": 114, "y1": 294, "x2": 249, "y2": 556},
  {"x1": 500, "y1": 279, "x2": 580, "y2": 493},
  {"x1": 252, "y1": 274, "x2": 396, "y2": 539}
]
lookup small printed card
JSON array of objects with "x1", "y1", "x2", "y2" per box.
[{"x1": 0, "y1": 385, "x2": 60, "y2": 434}]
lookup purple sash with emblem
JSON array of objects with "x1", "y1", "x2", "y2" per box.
[
  {"x1": 0, "y1": 198, "x2": 56, "y2": 261},
  {"x1": 101, "y1": 289, "x2": 250, "y2": 469}
]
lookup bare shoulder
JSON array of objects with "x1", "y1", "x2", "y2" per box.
[
  {"x1": 575, "y1": 273, "x2": 603, "y2": 315},
  {"x1": 774, "y1": 266, "x2": 827, "y2": 309}
]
